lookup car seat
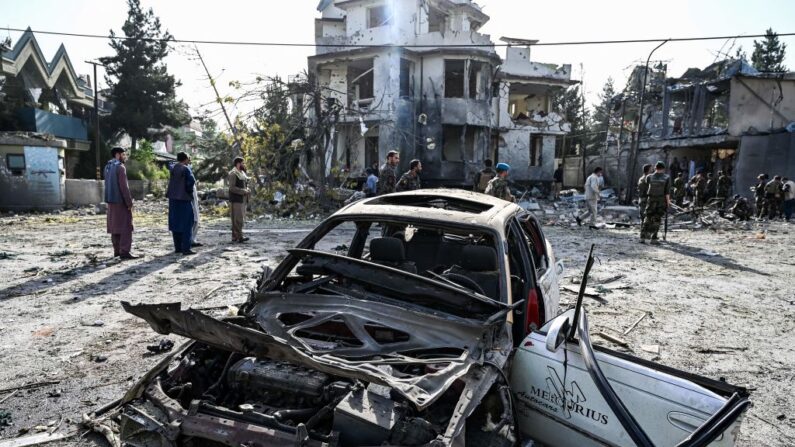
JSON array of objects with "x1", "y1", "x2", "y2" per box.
[
  {"x1": 369, "y1": 237, "x2": 417, "y2": 274},
  {"x1": 447, "y1": 245, "x2": 500, "y2": 299}
]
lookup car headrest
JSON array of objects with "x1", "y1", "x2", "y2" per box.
[
  {"x1": 370, "y1": 237, "x2": 406, "y2": 263},
  {"x1": 461, "y1": 245, "x2": 498, "y2": 271}
]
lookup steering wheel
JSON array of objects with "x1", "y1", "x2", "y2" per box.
[{"x1": 442, "y1": 272, "x2": 485, "y2": 295}]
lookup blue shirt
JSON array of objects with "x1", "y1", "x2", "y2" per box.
[{"x1": 366, "y1": 174, "x2": 378, "y2": 194}]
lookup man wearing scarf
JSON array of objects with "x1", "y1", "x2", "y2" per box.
[{"x1": 104, "y1": 147, "x2": 138, "y2": 259}]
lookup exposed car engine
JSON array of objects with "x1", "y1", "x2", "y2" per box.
[{"x1": 118, "y1": 343, "x2": 500, "y2": 447}]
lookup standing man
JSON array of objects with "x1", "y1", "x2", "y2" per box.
[
  {"x1": 377, "y1": 150, "x2": 400, "y2": 195},
  {"x1": 782, "y1": 177, "x2": 795, "y2": 221},
  {"x1": 672, "y1": 172, "x2": 686, "y2": 207},
  {"x1": 765, "y1": 175, "x2": 784, "y2": 220},
  {"x1": 474, "y1": 159, "x2": 497, "y2": 193},
  {"x1": 754, "y1": 174, "x2": 768, "y2": 219},
  {"x1": 104, "y1": 147, "x2": 138, "y2": 260},
  {"x1": 705, "y1": 173, "x2": 717, "y2": 201},
  {"x1": 228, "y1": 157, "x2": 250, "y2": 243},
  {"x1": 190, "y1": 176, "x2": 202, "y2": 248},
  {"x1": 689, "y1": 170, "x2": 706, "y2": 208},
  {"x1": 551, "y1": 164, "x2": 564, "y2": 200},
  {"x1": 363, "y1": 168, "x2": 378, "y2": 197},
  {"x1": 166, "y1": 152, "x2": 196, "y2": 256},
  {"x1": 637, "y1": 164, "x2": 653, "y2": 223},
  {"x1": 576, "y1": 167, "x2": 603, "y2": 228},
  {"x1": 639, "y1": 162, "x2": 671, "y2": 244},
  {"x1": 485, "y1": 163, "x2": 514, "y2": 202},
  {"x1": 716, "y1": 170, "x2": 732, "y2": 208},
  {"x1": 396, "y1": 159, "x2": 422, "y2": 192}
]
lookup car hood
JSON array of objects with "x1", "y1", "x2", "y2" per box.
[{"x1": 123, "y1": 292, "x2": 511, "y2": 410}]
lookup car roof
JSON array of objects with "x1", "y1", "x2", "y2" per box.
[{"x1": 333, "y1": 189, "x2": 524, "y2": 230}]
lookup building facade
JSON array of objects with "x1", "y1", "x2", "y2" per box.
[{"x1": 309, "y1": 0, "x2": 574, "y2": 185}]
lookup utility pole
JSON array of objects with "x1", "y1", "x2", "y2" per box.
[
  {"x1": 624, "y1": 40, "x2": 668, "y2": 204},
  {"x1": 85, "y1": 60, "x2": 105, "y2": 180},
  {"x1": 193, "y1": 45, "x2": 242, "y2": 152}
]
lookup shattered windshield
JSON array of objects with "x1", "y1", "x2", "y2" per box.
[{"x1": 265, "y1": 217, "x2": 508, "y2": 315}]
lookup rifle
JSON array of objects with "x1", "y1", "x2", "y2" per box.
[{"x1": 663, "y1": 201, "x2": 669, "y2": 241}]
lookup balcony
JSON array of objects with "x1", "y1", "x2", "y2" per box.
[{"x1": 16, "y1": 107, "x2": 89, "y2": 141}]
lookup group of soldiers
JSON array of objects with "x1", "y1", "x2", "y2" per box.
[
  {"x1": 372, "y1": 152, "x2": 514, "y2": 201},
  {"x1": 753, "y1": 173, "x2": 792, "y2": 220},
  {"x1": 670, "y1": 170, "x2": 733, "y2": 209}
]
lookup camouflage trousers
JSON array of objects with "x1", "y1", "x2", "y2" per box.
[
  {"x1": 641, "y1": 200, "x2": 667, "y2": 240},
  {"x1": 767, "y1": 196, "x2": 782, "y2": 219},
  {"x1": 638, "y1": 198, "x2": 647, "y2": 221},
  {"x1": 756, "y1": 196, "x2": 767, "y2": 218}
]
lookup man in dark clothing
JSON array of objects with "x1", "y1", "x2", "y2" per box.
[
  {"x1": 705, "y1": 173, "x2": 717, "y2": 200},
  {"x1": 166, "y1": 152, "x2": 197, "y2": 255},
  {"x1": 716, "y1": 170, "x2": 732, "y2": 208},
  {"x1": 474, "y1": 159, "x2": 496, "y2": 194},
  {"x1": 396, "y1": 159, "x2": 422, "y2": 192},
  {"x1": 551, "y1": 165, "x2": 564, "y2": 200},
  {"x1": 228, "y1": 157, "x2": 250, "y2": 242},
  {"x1": 104, "y1": 147, "x2": 138, "y2": 259},
  {"x1": 377, "y1": 151, "x2": 400, "y2": 195},
  {"x1": 672, "y1": 172, "x2": 686, "y2": 207},
  {"x1": 639, "y1": 161, "x2": 671, "y2": 244},
  {"x1": 754, "y1": 174, "x2": 768, "y2": 218},
  {"x1": 730, "y1": 195, "x2": 752, "y2": 221},
  {"x1": 765, "y1": 175, "x2": 784, "y2": 219}
]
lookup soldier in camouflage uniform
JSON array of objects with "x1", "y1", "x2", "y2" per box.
[
  {"x1": 689, "y1": 171, "x2": 707, "y2": 208},
  {"x1": 377, "y1": 151, "x2": 400, "y2": 195},
  {"x1": 672, "y1": 172, "x2": 686, "y2": 207},
  {"x1": 396, "y1": 159, "x2": 422, "y2": 192},
  {"x1": 716, "y1": 170, "x2": 732, "y2": 208},
  {"x1": 637, "y1": 164, "x2": 653, "y2": 222},
  {"x1": 485, "y1": 163, "x2": 514, "y2": 202},
  {"x1": 754, "y1": 174, "x2": 768, "y2": 218},
  {"x1": 730, "y1": 195, "x2": 751, "y2": 221},
  {"x1": 639, "y1": 161, "x2": 671, "y2": 245},
  {"x1": 764, "y1": 175, "x2": 784, "y2": 219},
  {"x1": 705, "y1": 173, "x2": 717, "y2": 201}
]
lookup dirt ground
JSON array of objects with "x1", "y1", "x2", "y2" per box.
[{"x1": 0, "y1": 201, "x2": 793, "y2": 446}]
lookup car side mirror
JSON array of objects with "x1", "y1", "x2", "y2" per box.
[
  {"x1": 555, "y1": 260, "x2": 565, "y2": 277},
  {"x1": 545, "y1": 313, "x2": 572, "y2": 353}
]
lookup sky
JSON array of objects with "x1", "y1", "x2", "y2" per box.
[{"x1": 3, "y1": 0, "x2": 795, "y2": 130}]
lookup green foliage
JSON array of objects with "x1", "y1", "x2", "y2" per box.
[
  {"x1": 587, "y1": 78, "x2": 617, "y2": 152},
  {"x1": 130, "y1": 139, "x2": 156, "y2": 164},
  {"x1": 552, "y1": 85, "x2": 589, "y2": 156},
  {"x1": 100, "y1": 0, "x2": 190, "y2": 142},
  {"x1": 752, "y1": 28, "x2": 787, "y2": 72},
  {"x1": 126, "y1": 139, "x2": 169, "y2": 180},
  {"x1": 192, "y1": 117, "x2": 237, "y2": 183}
]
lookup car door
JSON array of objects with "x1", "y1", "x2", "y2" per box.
[
  {"x1": 516, "y1": 213, "x2": 563, "y2": 322},
  {"x1": 511, "y1": 309, "x2": 750, "y2": 447}
]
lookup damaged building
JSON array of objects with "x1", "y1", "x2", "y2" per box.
[
  {"x1": 308, "y1": 0, "x2": 574, "y2": 186},
  {"x1": 580, "y1": 59, "x2": 795, "y2": 197},
  {"x1": 0, "y1": 28, "x2": 96, "y2": 210}
]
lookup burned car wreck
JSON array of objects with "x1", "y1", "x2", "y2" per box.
[{"x1": 113, "y1": 190, "x2": 750, "y2": 447}]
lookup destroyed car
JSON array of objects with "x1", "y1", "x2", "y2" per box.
[{"x1": 116, "y1": 190, "x2": 749, "y2": 446}]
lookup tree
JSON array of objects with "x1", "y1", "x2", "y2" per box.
[
  {"x1": 589, "y1": 78, "x2": 616, "y2": 148},
  {"x1": 751, "y1": 28, "x2": 787, "y2": 72},
  {"x1": 552, "y1": 85, "x2": 589, "y2": 156},
  {"x1": 100, "y1": 0, "x2": 189, "y2": 149}
]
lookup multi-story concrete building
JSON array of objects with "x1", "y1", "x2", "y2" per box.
[{"x1": 309, "y1": 0, "x2": 574, "y2": 185}]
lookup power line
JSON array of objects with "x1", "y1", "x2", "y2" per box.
[{"x1": 4, "y1": 26, "x2": 795, "y2": 49}]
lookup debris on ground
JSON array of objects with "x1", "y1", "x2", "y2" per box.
[
  {"x1": 145, "y1": 338, "x2": 174, "y2": 354},
  {"x1": 0, "y1": 409, "x2": 11, "y2": 427}
]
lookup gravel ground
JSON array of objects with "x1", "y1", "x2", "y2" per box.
[{"x1": 0, "y1": 202, "x2": 793, "y2": 446}]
